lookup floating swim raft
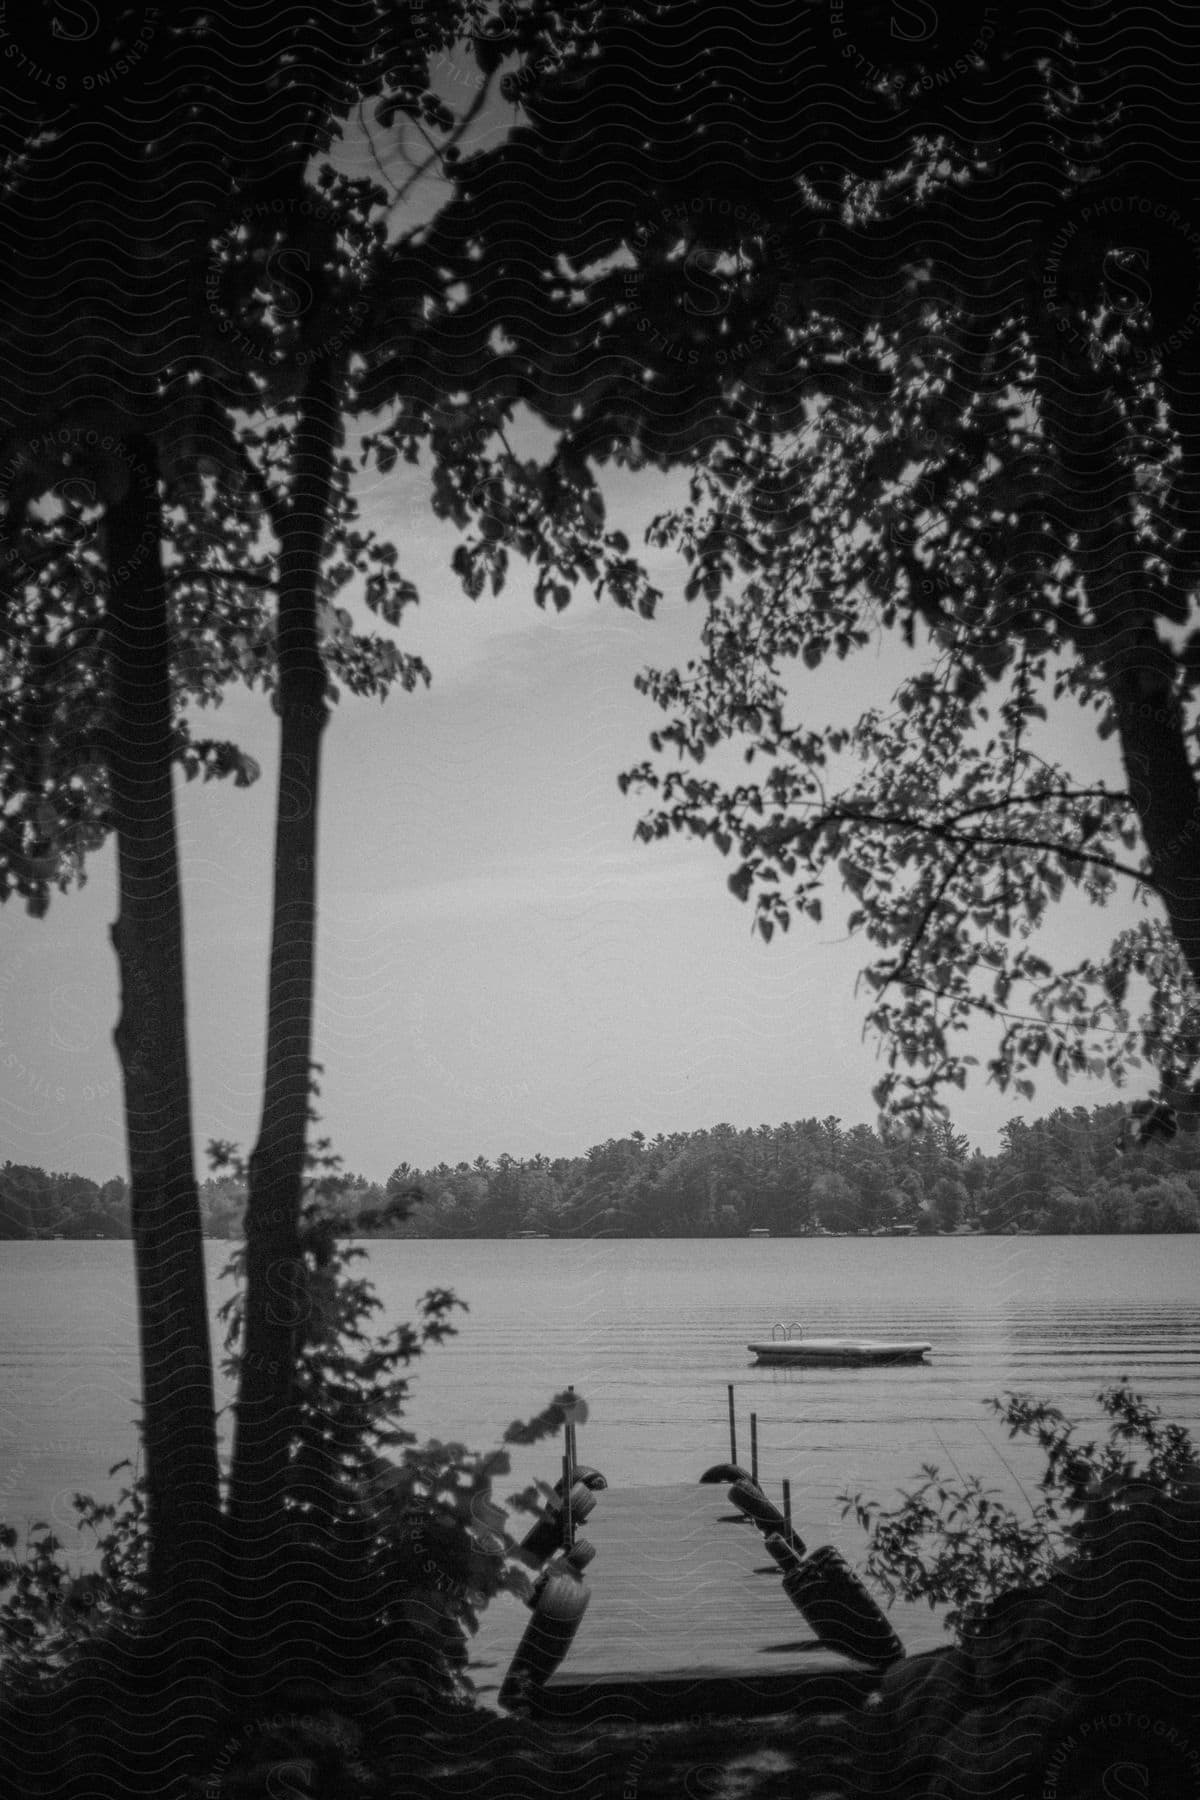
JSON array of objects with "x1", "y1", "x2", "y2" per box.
[{"x1": 747, "y1": 1322, "x2": 932, "y2": 1366}]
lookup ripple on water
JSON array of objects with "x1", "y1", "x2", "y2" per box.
[{"x1": 0, "y1": 1235, "x2": 1195, "y2": 1562}]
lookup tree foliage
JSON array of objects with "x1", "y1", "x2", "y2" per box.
[
  {"x1": 619, "y1": 311, "x2": 1200, "y2": 1130},
  {"x1": 414, "y1": 2, "x2": 1200, "y2": 1140},
  {"x1": 330, "y1": 1103, "x2": 1200, "y2": 1237},
  {"x1": 0, "y1": 1138, "x2": 568, "y2": 1791},
  {"x1": 842, "y1": 1382, "x2": 1200, "y2": 1640}
]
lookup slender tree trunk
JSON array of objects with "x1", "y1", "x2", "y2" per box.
[
  {"x1": 1050, "y1": 365, "x2": 1200, "y2": 1001},
  {"x1": 228, "y1": 364, "x2": 339, "y2": 1605},
  {"x1": 103, "y1": 435, "x2": 223, "y2": 1610}
]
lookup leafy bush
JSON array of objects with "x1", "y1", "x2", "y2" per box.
[
  {"x1": 210, "y1": 1136, "x2": 535, "y2": 1714},
  {"x1": 0, "y1": 1453, "x2": 151, "y2": 1703},
  {"x1": 840, "y1": 1382, "x2": 1200, "y2": 1640},
  {"x1": 0, "y1": 1129, "x2": 577, "y2": 1791}
]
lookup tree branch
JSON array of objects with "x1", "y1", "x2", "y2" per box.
[
  {"x1": 765, "y1": 804, "x2": 1156, "y2": 895},
  {"x1": 884, "y1": 847, "x2": 973, "y2": 995},
  {"x1": 221, "y1": 425, "x2": 290, "y2": 537},
  {"x1": 171, "y1": 565, "x2": 275, "y2": 590},
  {"x1": 366, "y1": 60, "x2": 499, "y2": 221},
  {"x1": 948, "y1": 787, "x2": 1130, "y2": 821},
  {"x1": 874, "y1": 971, "x2": 1129, "y2": 1042}
]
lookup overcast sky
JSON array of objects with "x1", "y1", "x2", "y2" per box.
[{"x1": 0, "y1": 75, "x2": 1151, "y2": 1187}]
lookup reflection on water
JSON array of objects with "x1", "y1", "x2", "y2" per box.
[{"x1": 0, "y1": 1235, "x2": 1196, "y2": 1562}]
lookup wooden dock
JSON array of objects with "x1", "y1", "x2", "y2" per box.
[{"x1": 467, "y1": 1483, "x2": 951, "y2": 1723}]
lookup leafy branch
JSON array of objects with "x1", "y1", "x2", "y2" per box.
[{"x1": 841, "y1": 1383, "x2": 1200, "y2": 1639}]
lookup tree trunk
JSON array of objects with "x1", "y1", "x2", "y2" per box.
[
  {"x1": 1049, "y1": 366, "x2": 1200, "y2": 1012},
  {"x1": 103, "y1": 435, "x2": 223, "y2": 1610},
  {"x1": 228, "y1": 364, "x2": 339, "y2": 1608}
]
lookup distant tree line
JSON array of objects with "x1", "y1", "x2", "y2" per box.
[
  {"x1": 0, "y1": 1167, "x2": 130, "y2": 1239},
  {"x1": 7, "y1": 1104, "x2": 1200, "y2": 1241},
  {"x1": 379, "y1": 1107, "x2": 1200, "y2": 1238}
]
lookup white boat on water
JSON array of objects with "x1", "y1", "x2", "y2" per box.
[{"x1": 748, "y1": 1321, "x2": 932, "y2": 1366}]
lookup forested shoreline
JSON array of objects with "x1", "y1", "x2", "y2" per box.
[{"x1": 6, "y1": 1102, "x2": 1200, "y2": 1241}]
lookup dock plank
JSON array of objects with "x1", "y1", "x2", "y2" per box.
[{"x1": 468, "y1": 1483, "x2": 951, "y2": 1721}]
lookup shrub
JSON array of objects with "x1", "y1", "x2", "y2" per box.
[
  {"x1": 840, "y1": 1382, "x2": 1200, "y2": 1640},
  {"x1": 0, "y1": 1129, "x2": 573, "y2": 1793}
]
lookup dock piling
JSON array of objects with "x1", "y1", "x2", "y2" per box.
[
  {"x1": 562, "y1": 1387, "x2": 578, "y2": 1550},
  {"x1": 562, "y1": 1453, "x2": 574, "y2": 1549},
  {"x1": 750, "y1": 1412, "x2": 758, "y2": 1485},
  {"x1": 782, "y1": 1478, "x2": 791, "y2": 1536},
  {"x1": 727, "y1": 1384, "x2": 737, "y2": 1464}
]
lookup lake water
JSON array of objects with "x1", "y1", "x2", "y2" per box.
[{"x1": 1, "y1": 1235, "x2": 1198, "y2": 1567}]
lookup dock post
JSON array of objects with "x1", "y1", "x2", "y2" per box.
[
  {"x1": 563, "y1": 1386, "x2": 577, "y2": 1549},
  {"x1": 727, "y1": 1383, "x2": 737, "y2": 1464},
  {"x1": 750, "y1": 1413, "x2": 758, "y2": 1486},
  {"x1": 782, "y1": 1478, "x2": 791, "y2": 1536},
  {"x1": 565, "y1": 1386, "x2": 578, "y2": 1475},
  {"x1": 565, "y1": 1392, "x2": 578, "y2": 1482},
  {"x1": 561, "y1": 1452, "x2": 574, "y2": 1550}
]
